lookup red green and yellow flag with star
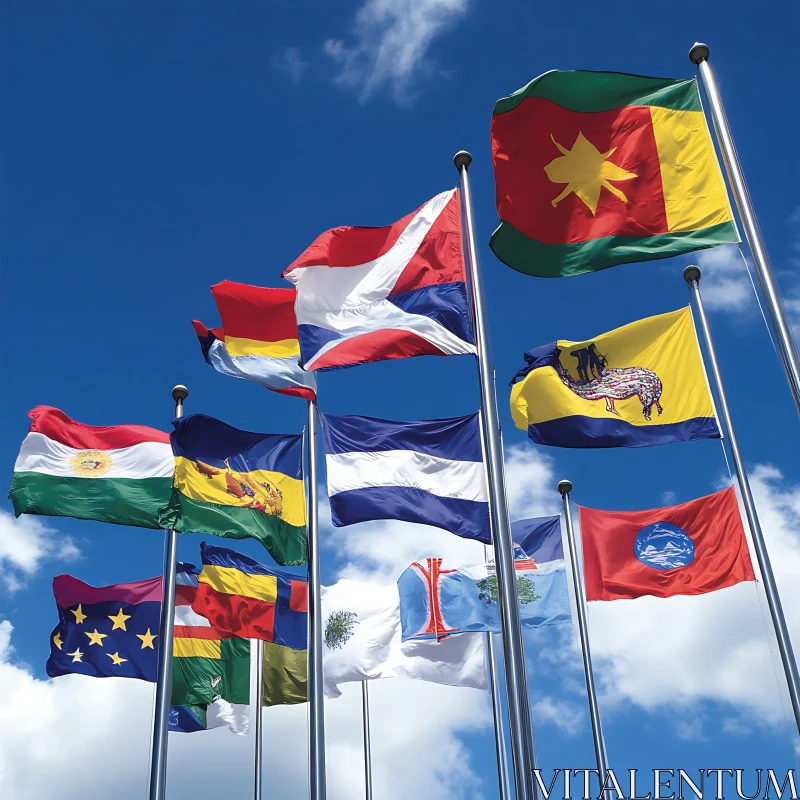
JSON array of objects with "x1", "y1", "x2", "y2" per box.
[{"x1": 490, "y1": 70, "x2": 739, "y2": 278}]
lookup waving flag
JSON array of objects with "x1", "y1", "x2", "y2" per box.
[
  {"x1": 46, "y1": 574, "x2": 162, "y2": 682},
  {"x1": 282, "y1": 189, "x2": 475, "y2": 371},
  {"x1": 170, "y1": 563, "x2": 250, "y2": 734},
  {"x1": 261, "y1": 640, "x2": 307, "y2": 707},
  {"x1": 510, "y1": 307, "x2": 720, "y2": 448},
  {"x1": 321, "y1": 580, "x2": 487, "y2": 698},
  {"x1": 580, "y1": 487, "x2": 755, "y2": 601},
  {"x1": 321, "y1": 412, "x2": 490, "y2": 543},
  {"x1": 192, "y1": 543, "x2": 307, "y2": 648},
  {"x1": 398, "y1": 517, "x2": 571, "y2": 641},
  {"x1": 10, "y1": 406, "x2": 173, "y2": 529},
  {"x1": 192, "y1": 281, "x2": 316, "y2": 401},
  {"x1": 159, "y1": 414, "x2": 307, "y2": 565},
  {"x1": 490, "y1": 70, "x2": 737, "y2": 277}
]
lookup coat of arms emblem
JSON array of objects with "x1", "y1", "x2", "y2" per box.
[{"x1": 557, "y1": 343, "x2": 663, "y2": 421}]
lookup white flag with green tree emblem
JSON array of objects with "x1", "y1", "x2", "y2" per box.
[{"x1": 321, "y1": 579, "x2": 487, "y2": 698}]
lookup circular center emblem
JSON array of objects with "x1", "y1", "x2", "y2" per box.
[
  {"x1": 69, "y1": 450, "x2": 112, "y2": 477},
  {"x1": 634, "y1": 522, "x2": 694, "y2": 570}
]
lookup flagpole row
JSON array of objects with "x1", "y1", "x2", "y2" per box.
[
  {"x1": 148, "y1": 384, "x2": 187, "y2": 800},
  {"x1": 690, "y1": 43, "x2": 800, "y2": 419},
  {"x1": 685, "y1": 266, "x2": 800, "y2": 734},
  {"x1": 455, "y1": 151, "x2": 538, "y2": 800},
  {"x1": 254, "y1": 639, "x2": 265, "y2": 800},
  {"x1": 306, "y1": 398, "x2": 327, "y2": 800},
  {"x1": 557, "y1": 481, "x2": 610, "y2": 794},
  {"x1": 361, "y1": 681, "x2": 373, "y2": 800}
]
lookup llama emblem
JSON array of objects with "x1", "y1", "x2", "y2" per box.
[{"x1": 557, "y1": 343, "x2": 663, "y2": 421}]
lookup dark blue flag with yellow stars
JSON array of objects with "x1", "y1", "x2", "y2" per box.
[{"x1": 46, "y1": 573, "x2": 162, "y2": 682}]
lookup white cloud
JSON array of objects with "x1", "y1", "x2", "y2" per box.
[
  {"x1": 505, "y1": 445, "x2": 560, "y2": 521},
  {"x1": 272, "y1": 47, "x2": 308, "y2": 84},
  {"x1": 322, "y1": 0, "x2": 470, "y2": 105},
  {"x1": 531, "y1": 696, "x2": 585, "y2": 737},
  {"x1": 691, "y1": 244, "x2": 753, "y2": 312},
  {"x1": 0, "y1": 444, "x2": 561, "y2": 799},
  {"x1": 661, "y1": 491, "x2": 678, "y2": 506},
  {"x1": 0, "y1": 610, "x2": 492, "y2": 800},
  {"x1": 0, "y1": 510, "x2": 80, "y2": 593}
]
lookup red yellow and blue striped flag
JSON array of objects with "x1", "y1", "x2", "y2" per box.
[
  {"x1": 192, "y1": 281, "x2": 316, "y2": 400},
  {"x1": 191, "y1": 543, "x2": 308, "y2": 649}
]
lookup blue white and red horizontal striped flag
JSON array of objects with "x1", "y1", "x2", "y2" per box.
[
  {"x1": 321, "y1": 412, "x2": 490, "y2": 543},
  {"x1": 281, "y1": 190, "x2": 476, "y2": 371}
]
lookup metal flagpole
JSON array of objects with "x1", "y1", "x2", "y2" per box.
[
  {"x1": 148, "y1": 384, "x2": 187, "y2": 800},
  {"x1": 487, "y1": 633, "x2": 512, "y2": 800},
  {"x1": 685, "y1": 266, "x2": 800, "y2": 735},
  {"x1": 690, "y1": 43, "x2": 800, "y2": 419},
  {"x1": 484, "y1": 545, "x2": 511, "y2": 800},
  {"x1": 307, "y1": 398, "x2": 327, "y2": 800},
  {"x1": 455, "y1": 151, "x2": 538, "y2": 800},
  {"x1": 361, "y1": 681, "x2": 373, "y2": 800},
  {"x1": 557, "y1": 481, "x2": 609, "y2": 794},
  {"x1": 254, "y1": 639, "x2": 265, "y2": 800}
]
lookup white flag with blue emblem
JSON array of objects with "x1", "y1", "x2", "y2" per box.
[{"x1": 320, "y1": 412, "x2": 491, "y2": 544}]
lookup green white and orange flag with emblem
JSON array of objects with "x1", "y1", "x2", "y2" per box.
[
  {"x1": 9, "y1": 406, "x2": 174, "y2": 528},
  {"x1": 490, "y1": 70, "x2": 739, "y2": 278}
]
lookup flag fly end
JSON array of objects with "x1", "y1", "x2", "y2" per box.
[
  {"x1": 453, "y1": 151, "x2": 472, "y2": 170},
  {"x1": 689, "y1": 42, "x2": 710, "y2": 64}
]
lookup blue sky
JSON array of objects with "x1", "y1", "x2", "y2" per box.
[{"x1": 2, "y1": 1, "x2": 800, "y2": 798}]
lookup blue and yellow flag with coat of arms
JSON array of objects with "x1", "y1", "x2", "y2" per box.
[
  {"x1": 509, "y1": 307, "x2": 720, "y2": 449},
  {"x1": 159, "y1": 415, "x2": 307, "y2": 566}
]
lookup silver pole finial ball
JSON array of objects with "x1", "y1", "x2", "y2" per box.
[
  {"x1": 684, "y1": 265, "x2": 702, "y2": 285},
  {"x1": 557, "y1": 479, "x2": 573, "y2": 496},
  {"x1": 453, "y1": 151, "x2": 473, "y2": 170},
  {"x1": 689, "y1": 42, "x2": 710, "y2": 64},
  {"x1": 172, "y1": 385, "x2": 189, "y2": 403}
]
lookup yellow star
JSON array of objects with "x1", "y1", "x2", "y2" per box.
[
  {"x1": 53, "y1": 633, "x2": 63, "y2": 650},
  {"x1": 71, "y1": 604, "x2": 87, "y2": 625},
  {"x1": 136, "y1": 629, "x2": 157, "y2": 650},
  {"x1": 67, "y1": 648, "x2": 83, "y2": 663},
  {"x1": 107, "y1": 652, "x2": 127, "y2": 666},
  {"x1": 85, "y1": 629, "x2": 107, "y2": 646},
  {"x1": 108, "y1": 608, "x2": 132, "y2": 631},
  {"x1": 544, "y1": 132, "x2": 638, "y2": 216}
]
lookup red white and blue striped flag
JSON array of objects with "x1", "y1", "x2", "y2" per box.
[{"x1": 282, "y1": 190, "x2": 475, "y2": 371}]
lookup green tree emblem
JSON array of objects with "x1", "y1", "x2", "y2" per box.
[
  {"x1": 477, "y1": 575, "x2": 540, "y2": 605},
  {"x1": 325, "y1": 610, "x2": 358, "y2": 650}
]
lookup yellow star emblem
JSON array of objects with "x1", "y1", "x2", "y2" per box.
[
  {"x1": 67, "y1": 648, "x2": 83, "y2": 663},
  {"x1": 53, "y1": 633, "x2": 63, "y2": 650},
  {"x1": 107, "y1": 652, "x2": 127, "y2": 666},
  {"x1": 108, "y1": 608, "x2": 132, "y2": 631},
  {"x1": 544, "y1": 132, "x2": 638, "y2": 216},
  {"x1": 136, "y1": 629, "x2": 157, "y2": 650},
  {"x1": 71, "y1": 604, "x2": 87, "y2": 625},
  {"x1": 85, "y1": 629, "x2": 108, "y2": 646}
]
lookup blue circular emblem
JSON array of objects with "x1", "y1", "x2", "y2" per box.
[{"x1": 633, "y1": 522, "x2": 695, "y2": 570}]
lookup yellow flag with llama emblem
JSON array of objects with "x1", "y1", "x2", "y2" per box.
[{"x1": 509, "y1": 307, "x2": 719, "y2": 448}]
